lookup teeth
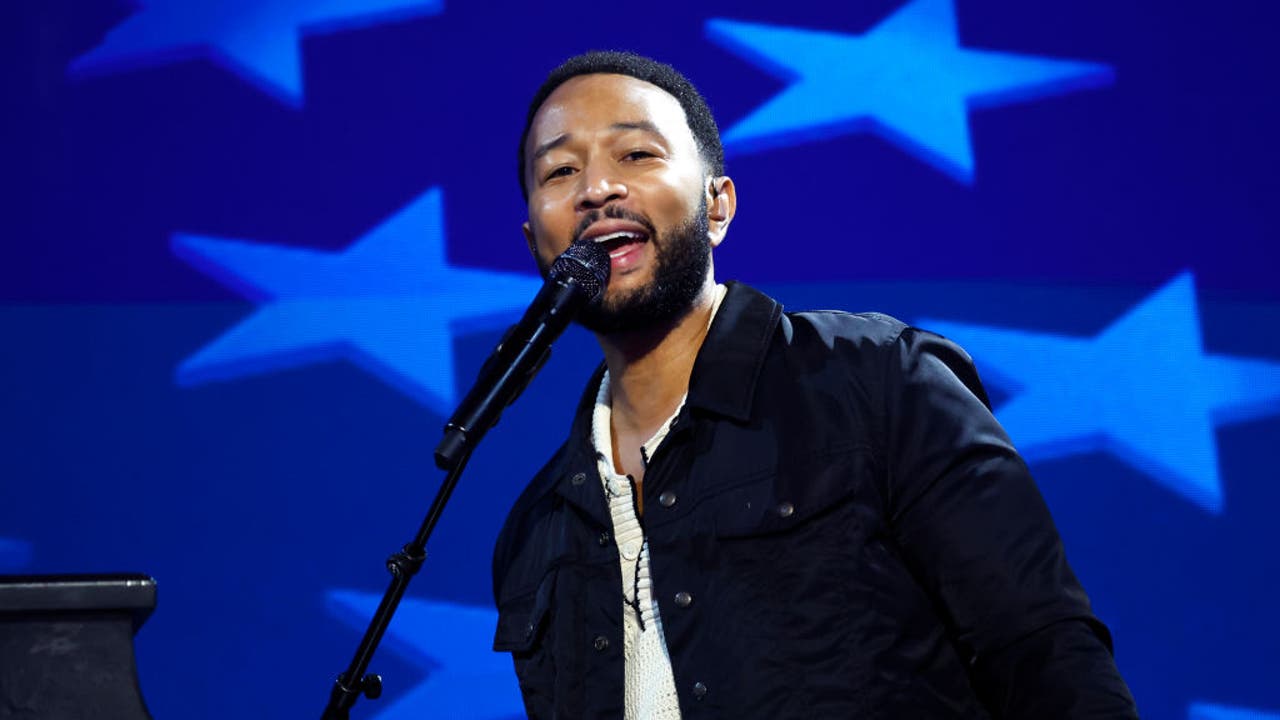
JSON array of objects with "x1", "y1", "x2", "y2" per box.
[{"x1": 592, "y1": 231, "x2": 643, "y2": 243}]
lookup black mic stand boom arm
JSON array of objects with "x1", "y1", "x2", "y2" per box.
[{"x1": 319, "y1": 241, "x2": 609, "y2": 719}]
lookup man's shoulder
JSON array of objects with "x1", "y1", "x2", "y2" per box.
[
  {"x1": 496, "y1": 361, "x2": 603, "y2": 528},
  {"x1": 491, "y1": 440, "x2": 571, "y2": 596},
  {"x1": 509, "y1": 441, "x2": 574, "y2": 516},
  {"x1": 720, "y1": 282, "x2": 909, "y2": 351},
  {"x1": 777, "y1": 305, "x2": 912, "y2": 361},
  {"x1": 777, "y1": 304, "x2": 980, "y2": 387},
  {"x1": 787, "y1": 307, "x2": 908, "y2": 338}
]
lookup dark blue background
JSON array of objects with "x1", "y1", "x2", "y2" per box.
[{"x1": 6, "y1": 1, "x2": 1279, "y2": 718}]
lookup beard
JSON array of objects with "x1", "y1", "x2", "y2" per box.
[{"x1": 561, "y1": 200, "x2": 711, "y2": 335}]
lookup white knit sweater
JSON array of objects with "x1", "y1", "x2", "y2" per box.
[
  {"x1": 589, "y1": 285, "x2": 726, "y2": 720},
  {"x1": 592, "y1": 376, "x2": 684, "y2": 720}
]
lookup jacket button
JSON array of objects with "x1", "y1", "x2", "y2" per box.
[
  {"x1": 524, "y1": 622, "x2": 535, "y2": 638},
  {"x1": 692, "y1": 681, "x2": 707, "y2": 700},
  {"x1": 674, "y1": 591, "x2": 692, "y2": 608},
  {"x1": 658, "y1": 491, "x2": 677, "y2": 508},
  {"x1": 777, "y1": 501, "x2": 795, "y2": 518},
  {"x1": 598, "y1": 531, "x2": 610, "y2": 547},
  {"x1": 570, "y1": 472, "x2": 586, "y2": 486},
  {"x1": 593, "y1": 635, "x2": 610, "y2": 651}
]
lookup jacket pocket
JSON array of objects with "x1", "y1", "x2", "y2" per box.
[
  {"x1": 712, "y1": 446, "x2": 871, "y2": 538},
  {"x1": 493, "y1": 568, "x2": 556, "y2": 654}
]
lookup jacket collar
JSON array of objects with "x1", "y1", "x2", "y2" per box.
[
  {"x1": 686, "y1": 281, "x2": 783, "y2": 423},
  {"x1": 548, "y1": 282, "x2": 783, "y2": 523},
  {"x1": 564, "y1": 280, "x2": 781, "y2": 440}
]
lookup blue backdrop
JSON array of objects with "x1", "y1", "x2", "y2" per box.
[{"x1": 7, "y1": 1, "x2": 1279, "y2": 718}]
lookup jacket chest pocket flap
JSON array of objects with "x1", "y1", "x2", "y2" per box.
[
  {"x1": 713, "y1": 447, "x2": 871, "y2": 538},
  {"x1": 493, "y1": 569, "x2": 556, "y2": 654}
]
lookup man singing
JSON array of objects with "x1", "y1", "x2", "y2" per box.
[{"x1": 491, "y1": 50, "x2": 1139, "y2": 719}]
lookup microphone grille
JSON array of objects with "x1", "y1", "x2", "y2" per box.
[{"x1": 550, "y1": 241, "x2": 611, "y2": 303}]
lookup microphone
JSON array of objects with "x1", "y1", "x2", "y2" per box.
[{"x1": 434, "y1": 241, "x2": 611, "y2": 470}]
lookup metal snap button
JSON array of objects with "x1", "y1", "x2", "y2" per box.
[
  {"x1": 593, "y1": 635, "x2": 610, "y2": 651},
  {"x1": 777, "y1": 501, "x2": 795, "y2": 518},
  {"x1": 674, "y1": 591, "x2": 692, "y2": 608},
  {"x1": 570, "y1": 472, "x2": 586, "y2": 486},
  {"x1": 658, "y1": 491, "x2": 677, "y2": 508},
  {"x1": 692, "y1": 681, "x2": 707, "y2": 699},
  {"x1": 598, "y1": 531, "x2": 610, "y2": 547}
]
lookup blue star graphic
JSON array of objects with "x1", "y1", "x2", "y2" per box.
[
  {"x1": 68, "y1": 0, "x2": 445, "y2": 105},
  {"x1": 1190, "y1": 703, "x2": 1280, "y2": 720},
  {"x1": 706, "y1": 0, "x2": 1115, "y2": 182},
  {"x1": 173, "y1": 187, "x2": 543, "y2": 413},
  {"x1": 326, "y1": 590, "x2": 524, "y2": 720},
  {"x1": 918, "y1": 272, "x2": 1280, "y2": 513},
  {"x1": 0, "y1": 538, "x2": 32, "y2": 571}
]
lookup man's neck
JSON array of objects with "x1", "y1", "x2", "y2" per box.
[{"x1": 597, "y1": 279, "x2": 721, "y2": 438}]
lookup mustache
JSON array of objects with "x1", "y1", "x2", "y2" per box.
[{"x1": 571, "y1": 205, "x2": 657, "y2": 244}]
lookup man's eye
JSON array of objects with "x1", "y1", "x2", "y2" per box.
[
  {"x1": 625, "y1": 150, "x2": 656, "y2": 161},
  {"x1": 544, "y1": 166, "x2": 575, "y2": 181}
]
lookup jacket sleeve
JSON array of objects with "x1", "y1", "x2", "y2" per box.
[{"x1": 881, "y1": 325, "x2": 1139, "y2": 719}]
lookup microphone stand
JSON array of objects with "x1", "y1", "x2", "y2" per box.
[
  {"x1": 320, "y1": 241, "x2": 608, "y2": 718},
  {"x1": 319, "y1": 442, "x2": 474, "y2": 720}
]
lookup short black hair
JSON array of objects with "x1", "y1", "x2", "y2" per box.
[{"x1": 518, "y1": 50, "x2": 724, "y2": 200}]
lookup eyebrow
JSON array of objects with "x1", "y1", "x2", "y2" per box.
[
  {"x1": 532, "y1": 134, "x2": 570, "y2": 162},
  {"x1": 531, "y1": 121, "x2": 668, "y2": 162},
  {"x1": 611, "y1": 120, "x2": 664, "y2": 138}
]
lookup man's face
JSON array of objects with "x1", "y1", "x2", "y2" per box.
[{"x1": 522, "y1": 73, "x2": 729, "y2": 334}]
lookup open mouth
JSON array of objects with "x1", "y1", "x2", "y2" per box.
[{"x1": 591, "y1": 230, "x2": 649, "y2": 258}]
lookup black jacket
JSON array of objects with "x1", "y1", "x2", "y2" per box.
[{"x1": 492, "y1": 282, "x2": 1138, "y2": 719}]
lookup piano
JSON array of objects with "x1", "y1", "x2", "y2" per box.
[{"x1": 0, "y1": 574, "x2": 156, "y2": 719}]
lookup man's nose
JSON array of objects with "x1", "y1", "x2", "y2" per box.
[{"x1": 576, "y1": 165, "x2": 627, "y2": 209}]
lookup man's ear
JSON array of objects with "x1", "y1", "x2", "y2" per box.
[
  {"x1": 522, "y1": 221, "x2": 536, "y2": 257},
  {"x1": 706, "y1": 176, "x2": 737, "y2": 249}
]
